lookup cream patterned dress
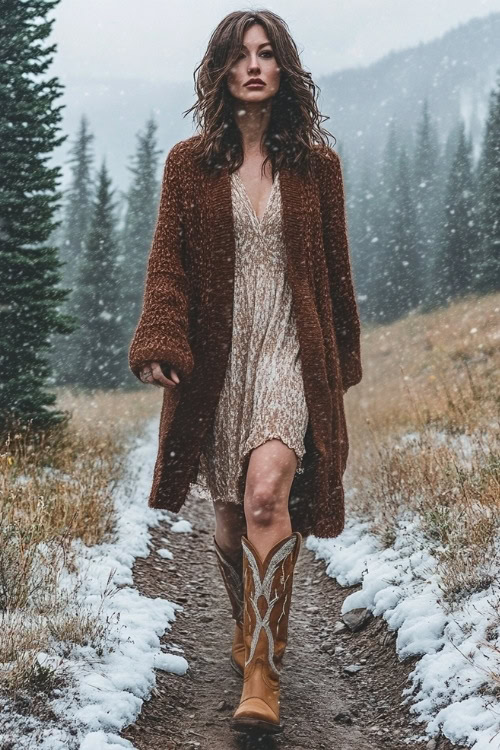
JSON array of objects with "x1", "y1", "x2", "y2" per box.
[{"x1": 195, "y1": 169, "x2": 309, "y2": 504}]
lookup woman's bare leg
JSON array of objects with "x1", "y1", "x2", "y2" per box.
[
  {"x1": 243, "y1": 438, "x2": 297, "y2": 561},
  {"x1": 213, "y1": 498, "x2": 247, "y2": 560}
]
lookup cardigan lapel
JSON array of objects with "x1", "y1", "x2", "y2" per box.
[
  {"x1": 280, "y1": 165, "x2": 332, "y2": 437},
  {"x1": 279, "y1": 166, "x2": 308, "y2": 290},
  {"x1": 199, "y1": 166, "x2": 235, "y2": 382}
]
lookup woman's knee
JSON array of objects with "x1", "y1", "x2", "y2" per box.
[
  {"x1": 244, "y1": 442, "x2": 296, "y2": 527},
  {"x1": 244, "y1": 479, "x2": 289, "y2": 527}
]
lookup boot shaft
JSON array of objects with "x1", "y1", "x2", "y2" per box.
[
  {"x1": 213, "y1": 535, "x2": 244, "y2": 624},
  {"x1": 241, "y1": 532, "x2": 302, "y2": 676}
]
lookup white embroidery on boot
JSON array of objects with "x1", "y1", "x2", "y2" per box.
[{"x1": 242, "y1": 536, "x2": 297, "y2": 675}]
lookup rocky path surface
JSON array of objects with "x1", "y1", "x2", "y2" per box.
[{"x1": 120, "y1": 491, "x2": 464, "y2": 750}]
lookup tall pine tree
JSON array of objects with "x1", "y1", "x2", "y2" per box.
[
  {"x1": 433, "y1": 121, "x2": 477, "y2": 304},
  {"x1": 392, "y1": 143, "x2": 420, "y2": 317},
  {"x1": 351, "y1": 156, "x2": 379, "y2": 323},
  {"x1": 0, "y1": 0, "x2": 74, "y2": 434},
  {"x1": 52, "y1": 115, "x2": 96, "y2": 385},
  {"x1": 119, "y1": 116, "x2": 162, "y2": 381},
  {"x1": 474, "y1": 71, "x2": 500, "y2": 294},
  {"x1": 61, "y1": 115, "x2": 95, "y2": 290},
  {"x1": 412, "y1": 99, "x2": 442, "y2": 306},
  {"x1": 375, "y1": 120, "x2": 401, "y2": 323},
  {"x1": 73, "y1": 161, "x2": 123, "y2": 389}
]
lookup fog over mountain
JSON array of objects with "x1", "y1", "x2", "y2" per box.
[
  {"x1": 316, "y1": 12, "x2": 500, "y2": 165},
  {"x1": 53, "y1": 11, "x2": 500, "y2": 191}
]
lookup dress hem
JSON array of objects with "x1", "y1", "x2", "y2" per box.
[{"x1": 194, "y1": 432, "x2": 306, "y2": 506}]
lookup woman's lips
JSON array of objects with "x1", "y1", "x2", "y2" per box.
[{"x1": 245, "y1": 83, "x2": 265, "y2": 88}]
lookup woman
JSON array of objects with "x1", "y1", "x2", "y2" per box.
[{"x1": 128, "y1": 9, "x2": 362, "y2": 735}]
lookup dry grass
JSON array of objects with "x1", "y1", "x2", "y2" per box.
[
  {"x1": 0, "y1": 385, "x2": 160, "y2": 701},
  {"x1": 344, "y1": 291, "x2": 500, "y2": 605}
]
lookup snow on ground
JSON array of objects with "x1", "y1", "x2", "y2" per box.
[
  {"x1": 0, "y1": 416, "x2": 192, "y2": 750},
  {"x1": 307, "y1": 507, "x2": 500, "y2": 750}
]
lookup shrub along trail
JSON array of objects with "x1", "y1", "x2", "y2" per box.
[{"x1": 120, "y1": 490, "x2": 464, "y2": 750}]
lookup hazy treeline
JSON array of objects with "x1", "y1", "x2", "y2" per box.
[
  {"x1": 51, "y1": 114, "x2": 162, "y2": 391},
  {"x1": 344, "y1": 86, "x2": 500, "y2": 325}
]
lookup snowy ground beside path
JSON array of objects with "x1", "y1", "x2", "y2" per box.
[
  {"x1": 0, "y1": 417, "x2": 192, "y2": 750},
  {"x1": 307, "y1": 509, "x2": 500, "y2": 750}
]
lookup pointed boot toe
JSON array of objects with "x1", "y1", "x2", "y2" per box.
[{"x1": 231, "y1": 694, "x2": 282, "y2": 734}]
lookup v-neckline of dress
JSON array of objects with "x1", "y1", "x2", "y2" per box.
[{"x1": 233, "y1": 170, "x2": 279, "y2": 227}]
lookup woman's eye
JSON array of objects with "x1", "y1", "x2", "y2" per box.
[{"x1": 236, "y1": 50, "x2": 274, "y2": 60}]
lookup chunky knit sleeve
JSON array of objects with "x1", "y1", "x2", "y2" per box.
[
  {"x1": 319, "y1": 148, "x2": 362, "y2": 393},
  {"x1": 128, "y1": 144, "x2": 194, "y2": 384}
]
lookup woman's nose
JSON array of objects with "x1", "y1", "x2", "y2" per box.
[{"x1": 247, "y1": 57, "x2": 261, "y2": 74}]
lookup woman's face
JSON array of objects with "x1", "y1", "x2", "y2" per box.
[{"x1": 226, "y1": 24, "x2": 281, "y2": 104}]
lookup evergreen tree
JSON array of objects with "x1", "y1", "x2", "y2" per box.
[
  {"x1": 61, "y1": 115, "x2": 95, "y2": 289},
  {"x1": 351, "y1": 156, "x2": 379, "y2": 323},
  {"x1": 392, "y1": 144, "x2": 420, "y2": 316},
  {"x1": 0, "y1": 0, "x2": 74, "y2": 434},
  {"x1": 442, "y1": 121, "x2": 463, "y2": 186},
  {"x1": 52, "y1": 115, "x2": 96, "y2": 385},
  {"x1": 412, "y1": 99, "x2": 442, "y2": 305},
  {"x1": 432, "y1": 121, "x2": 477, "y2": 304},
  {"x1": 119, "y1": 116, "x2": 162, "y2": 370},
  {"x1": 73, "y1": 161, "x2": 123, "y2": 389},
  {"x1": 474, "y1": 71, "x2": 500, "y2": 294},
  {"x1": 375, "y1": 120, "x2": 401, "y2": 323}
]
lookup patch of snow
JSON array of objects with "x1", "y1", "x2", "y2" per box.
[
  {"x1": 157, "y1": 547, "x2": 174, "y2": 559},
  {"x1": 170, "y1": 519, "x2": 192, "y2": 533},
  {"x1": 153, "y1": 652, "x2": 188, "y2": 675},
  {"x1": 307, "y1": 514, "x2": 500, "y2": 749}
]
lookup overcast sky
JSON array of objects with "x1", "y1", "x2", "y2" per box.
[{"x1": 50, "y1": 0, "x2": 500, "y2": 84}]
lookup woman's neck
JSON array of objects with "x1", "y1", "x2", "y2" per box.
[{"x1": 233, "y1": 99, "x2": 271, "y2": 155}]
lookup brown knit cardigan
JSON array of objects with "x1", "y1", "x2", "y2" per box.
[{"x1": 128, "y1": 134, "x2": 362, "y2": 539}]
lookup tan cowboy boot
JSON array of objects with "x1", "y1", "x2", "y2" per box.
[
  {"x1": 231, "y1": 531, "x2": 302, "y2": 734},
  {"x1": 213, "y1": 535, "x2": 245, "y2": 676}
]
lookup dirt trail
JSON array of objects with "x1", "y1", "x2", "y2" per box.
[{"x1": 120, "y1": 491, "x2": 463, "y2": 750}]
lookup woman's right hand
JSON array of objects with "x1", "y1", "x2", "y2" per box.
[{"x1": 139, "y1": 361, "x2": 180, "y2": 389}]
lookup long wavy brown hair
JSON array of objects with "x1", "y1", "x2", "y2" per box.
[{"x1": 183, "y1": 9, "x2": 335, "y2": 178}]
